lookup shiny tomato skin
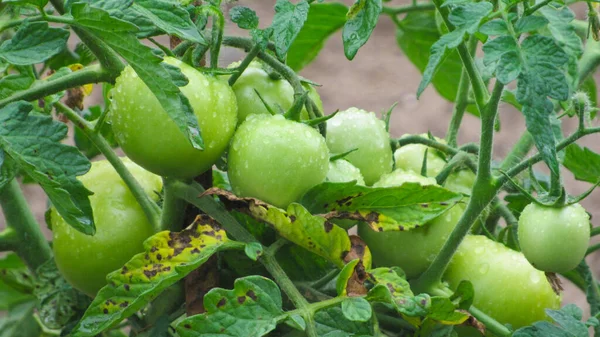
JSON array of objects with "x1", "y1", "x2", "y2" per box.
[
  {"x1": 326, "y1": 108, "x2": 393, "y2": 185},
  {"x1": 110, "y1": 57, "x2": 238, "y2": 179},
  {"x1": 518, "y1": 203, "x2": 590, "y2": 273},
  {"x1": 445, "y1": 235, "x2": 561, "y2": 329},
  {"x1": 51, "y1": 158, "x2": 162, "y2": 296},
  {"x1": 228, "y1": 114, "x2": 329, "y2": 208}
]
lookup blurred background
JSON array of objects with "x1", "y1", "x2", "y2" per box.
[{"x1": 1, "y1": 0, "x2": 598, "y2": 316}]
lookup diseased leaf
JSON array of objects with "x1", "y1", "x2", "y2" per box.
[
  {"x1": 176, "y1": 276, "x2": 284, "y2": 337},
  {"x1": 0, "y1": 101, "x2": 94, "y2": 234},
  {"x1": 336, "y1": 259, "x2": 367, "y2": 297},
  {"x1": 417, "y1": 2, "x2": 492, "y2": 97},
  {"x1": 230, "y1": 6, "x2": 259, "y2": 30},
  {"x1": 71, "y1": 3, "x2": 205, "y2": 150},
  {"x1": 426, "y1": 297, "x2": 469, "y2": 325},
  {"x1": 562, "y1": 144, "x2": 600, "y2": 183},
  {"x1": 205, "y1": 188, "x2": 372, "y2": 269},
  {"x1": 271, "y1": 0, "x2": 310, "y2": 59},
  {"x1": 300, "y1": 181, "x2": 462, "y2": 232},
  {"x1": 0, "y1": 21, "x2": 69, "y2": 65},
  {"x1": 71, "y1": 216, "x2": 243, "y2": 336},
  {"x1": 287, "y1": 2, "x2": 347, "y2": 71},
  {"x1": 343, "y1": 0, "x2": 382, "y2": 60}
]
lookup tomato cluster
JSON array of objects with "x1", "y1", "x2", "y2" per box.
[{"x1": 52, "y1": 57, "x2": 582, "y2": 330}]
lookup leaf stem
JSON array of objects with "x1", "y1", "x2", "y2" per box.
[
  {"x1": 446, "y1": 37, "x2": 477, "y2": 148},
  {"x1": 381, "y1": 2, "x2": 436, "y2": 15},
  {"x1": 0, "y1": 179, "x2": 52, "y2": 271},
  {"x1": 523, "y1": 0, "x2": 553, "y2": 15},
  {"x1": 499, "y1": 132, "x2": 534, "y2": 171},
  {"x1": 469, "y1": 306, "x2": 511, "y2": 337},
  {"x1": 0, "y1": 65, "x2": 113, "y2": 109},
  {"x1": 160, "y1": 178, "x2": 188, "y2": 232},
  {"x1": 55, "y1": 102, "x2": 161, "y2": 230},
  {"x1": 228, "y1": 44, "x2": 261, "y2": 86},
  {"x1": 197, "y1": 5, "x2": 224, "y2": 69},
  {"x1": 577, "y1": 38, "x2": 600, "y2": 86},
  {"x1": 0, "y1": 227, "x2": 17, "y2": 252},
  {"x1": 592, "y1": 226, "x2": 600, "y2": 237}
]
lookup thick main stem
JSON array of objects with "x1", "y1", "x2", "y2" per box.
[
  {"x1": 55, "y1": 103, "x2": 161, "y2": 229},
  {"x1": 160, "y1": 178, "x2": 188, "y2": 232},
  {"x1": 416, "y1": 82, "x2": 503, "y2": 290},
  {"x1": 0, "y1": 180, "x2": 52, "y2": 271}
]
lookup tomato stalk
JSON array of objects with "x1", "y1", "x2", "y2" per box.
[
  {"x1": 160, "y1": 178, "x2": 188, "y2": 232},
  {"x1": 434, "y1": 152, "x2": 476, "y2": 185},
  {"x1": 0, "y1": 227, "x2": 17, "y2": 252},
  {"x1": 0, "y1": 64, "x2": 113, "y2": 109},
  {"x1": 196, "y1": 5, "x2": 224, "y2": 69},
  {"x1": 446, "y1": 37, "x2": 477, "y2": 148},
  {"x1": 55, "y1": 102, "x2": 162, "y2": 230},
  {"x1": 228, "y1": 44, "x2": 261, "y2": 86},
  {"x1": 578, "y1": 38, "x2": 600, "y2": 85},
  {"x1": 0, "y1": 179, "x2": 52, "y2": 272}
]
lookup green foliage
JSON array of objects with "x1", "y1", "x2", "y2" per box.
[
  {"x1": 0, "y1": 22, "x2": 69, "y2": 65},
  {"x1": 343, "y1": 0, "x2": 382, "y2": 60},
  {"x1": 272, "y1": 0, "x2": 310, "y2": 59},
  {"x1": 513, "y1": 304, "x2": 597, "y2": 337},
  {"x1": 563, "y1": 144, "x2": 600, "y2": 183}
]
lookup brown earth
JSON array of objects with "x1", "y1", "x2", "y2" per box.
[{"x1": 1, "y1": 0, "x2": 598, "y2": 322}]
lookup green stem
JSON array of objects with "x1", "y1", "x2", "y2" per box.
[
  {"x1": 0, "y1": 180, "x2": 52, "y2": 271},
  {"x1": 592, "y1": 226, "x2": 600, "y2": 237},
  {"x1": 197, "y1": 6, "x2": 224, "y2": 69},
  {"x1": 523, "y1": 0, "x2": 553, "y2": 15},
  {"x1": 381, "y1": 2, "x2": 435, "y2": 15},
  {"x1": 435, "y1": 152, "x2": 473, "y2": 185},
  {"x1": 55, "y1": 102, "x2": 161, "y2": 229},
  {"x1": 577, "y1": 38, "x2": 600, "y2": 87},
  {"x1": 416, "y1": 82, "x2": 503, "y2": 291},
  {"x1": 587, "y1": 242, "x2": 600, "y2": 256},
  {"x1": 160, "y1": 178, "x2": 188, "y2": 232},
  {"x1": 0, "y1": 15, "x2": 45, "y2": 33},
  {"x1": 0, "y1": 227, "x2": 17, "y2": 252},
  {"x1": 499, "y1": 132, "x2": 534, "y2": 171},
  {"x1": 469, "y1": 306, "x2": 511, "y2": 337},
  {"x1": 228, "y1": 44, "x2": 261, "y2": 86},
  {"x1": 446, "y1": 37, "x2": 477, "y2": 148},
  {"x1": 0, "y1": 65, "x2": 113, "y2": 109},
  {"x1": 392, "y1": 135, "x2": 459, "y2": 155},
  {"x1": 263, "y1": 252, "x2": 318, "y2": 337}
]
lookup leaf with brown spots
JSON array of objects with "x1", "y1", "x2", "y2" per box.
[
  {"x1": 366, "y1": 267, "x2": 430, "y2": 325},
  {"x1": 300, "y1": 182, "x2": 463, "y2": 232},
  {"x1": 205, "y1": 188, "x2": 371, "y2": 269},
  {"x1": 176, "y1": 276, "x2": 285, "y2": 337},
  {"x1": 335, "y1": 259, "x2": 367, "y2": 297},
  {"x1": 71, "y1": 215, "x2": 244, "y2": 337}
]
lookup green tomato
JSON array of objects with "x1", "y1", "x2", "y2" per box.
[
  {"x1": 228, "y1": 114, "x2": 329, "y2": 208},
  {"x1": 394, "y1": 134, "x2": 447, "y2": 178},
  {"x1": 110, "y1": 57, "x2": 238, "y2": 179},
  {"x1": 51, "y1": 158, "x2": 161, "y2": 296},
  {"x1": 445, "y1": 235, "x2": 561, "y2": 328},
  {"x1": 518, "y1": 203, "x2": 590, "y2": 273},
  {"x1": 444, "y1": 169, "x2": 476, "y2": 196},
  {"x1": 326, "y1": 159, "x2": 365, "y2": 185},
  {"x1": 358, "y1": 170, "x2": 463, "y2": 278},
  {"x1": 228, "y1": 61, "x2": 323, "y2": 123},
  {"x1": 326, "y1": 107, "x2": 393, "y2": 185}
]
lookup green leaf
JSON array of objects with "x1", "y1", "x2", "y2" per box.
[
  {"x1": 33, "y1": 259, "x2": 91, "y2": 329},
  {"x1": 426, "y1": 297, "x2": 469, "y2": 325},
  {"x1": 0, "y1": 74, "x2": 34, "y2": 100},
  {"x1": 449, "y1": 280, "x2": 474, "y2": 310},
  {"x1": 417, "y1": 2, "x2": 493, "y2": 97},
  {"x1": 131, "y1": 0, "x2": 205, "y2": 44},
  {"x1": 514, "y1": 15, "x2": 548, "y2": 34},
  {"x1": 0, "y1": 101, "x2": 94, "y2": 235},
  {"x1": 540, "y1": 6, "x2": 583, "y2": 60},
  {"x1": 276, "y1": 244, "x2": 335, "y2": 282},
  {"x1": 562, "y1": 144, "x2": 600, "y2": 183},
  {"x1": 300, "y1": 181, "x2": 462, "y2": 232},
  {"x1": 3, "y1": 0, "x2": 48, "y2": 7},
  {"x1": 244, "y1": 242, "x2": 263, "y2": 261},
  {"x1": 479, "y1": 19, "x2": 509, "y2": 35},
  {"x1": 0, "y1": 254, "x2": 34, "y2": 295},
  {"x1": 343, "y1": 0, "x2": 382, "y2": 60},
  {"x1": 0, "y1": 150, "x2": 18, "y2": 191},
  {"x1": 176, "y1": 276, "x2": 284, "y2": 337},
  {"x1": 271, "y1": 0, "x2": 310, "y2": 59},
  {"x1": 314, "y1": 306, "x2": 375, "y2": 336},
  {"x1": 230, "y1": 6, "x2": 259, "y2": 30},
  {"x1": 287, "y1": 2, "x2": 347, "y2": 71},
  {"x1": 71, "y1": 216, "x2": 241, "y2": 336},
  {"x1": 0, "y1": 21, "x2": 69, "y2": 65},
  {"x1": 71, "y1": 3, "x2": 205, "y2": 150},
  {"x1": 341, "y1": 297, "x2": 372, "y2": 322},
  {"x1": 396, "y1": 12, "x2": 477, "y2": 114},
  {"x1": 0, "y1": 300, "x2": 41, "y2": 337},
  {"x1": 513, "y1": 304, "x2": 591, "y2": 337}
]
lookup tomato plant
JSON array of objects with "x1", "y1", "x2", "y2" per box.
[
  {"x1": 228, "y1": 114, "x2": 329, "y2": 208},
  {"x1": 110, "y1": 57, "x2": 238, "y2": 179},
  {"x1": 51, "y1": 158, "x2": 161, "y2": 296},
  {"x1": 0, "y1": 1, "x2": 600, "y2": 337},
  {"x1": 326, "y1": 107, "x2": 393, "y2": 185},
  {"x1": 445, "y1": 235, "x2": 561, "y2": 328},
  {"x1": 518, "y1": 203, "x2": 590, "y2": 273}
]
